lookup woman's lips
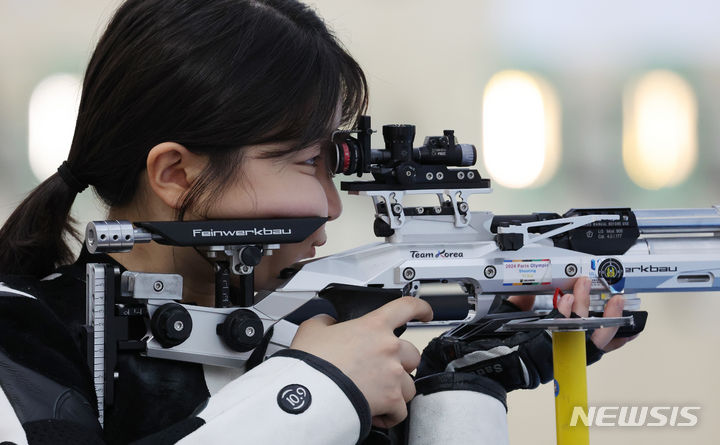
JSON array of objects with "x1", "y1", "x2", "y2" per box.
[{"x1": 297, "y1": 234, "x2": 326, "y2": 261}]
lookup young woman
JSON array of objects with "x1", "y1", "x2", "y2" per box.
[{"x1": 0, "y1": 1, "x2": 629, "y2": 444}]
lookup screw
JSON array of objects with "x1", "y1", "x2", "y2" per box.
[
  {"x1": 153, "y1": 281, "x2": 164, "y2": 292},
  {"x1": 402, "y1": 267, "x2": 416, "y2": 280},
  {"x1": 426, "y1": 172, "x2": 434, "y2": 180},
  {"x1": 467, "y1": 171, "x2": 475, "y2": 179},
  {"x1": 416, "y1": 207, "x2": 425, "y2": 214},
  {"x1": 240, "y1": 265, "x2": 252, "y2": 274},
  {"x1": 245, "y1": 326, "x2": 256, "y2": 337},
  {"x1": 436, "y1": 172, "x2": 444, "y2": 180},
  {"x1": 173, "y1": 321, "x2": 184, "y2": 331},
  {"x1": 458, "y1": 202, "x2": 469, "y2": 213},
  {"x1": 457, "y1": 171, "x2": 465, "y2": 180},
  {"x1": 434, "y1": 207, "x2": 442, "y2": 214},
  {"x1": 484, "y1": 265, "x2": 497, "y2": 279},
  {"x1": 565, "y1": 263, "x2": 578, "y2": 277},
  {"x1": 392, "y1": 204, "x2": 403, "y2": 215}
]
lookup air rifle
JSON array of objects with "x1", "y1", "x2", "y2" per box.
[{"x1": 84, "y1": 115, "x2": 720, "y2": 423}]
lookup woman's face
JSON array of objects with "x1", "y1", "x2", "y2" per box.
[{"x1": 205, "y1": 141, "x2": 341, "y2": 290}]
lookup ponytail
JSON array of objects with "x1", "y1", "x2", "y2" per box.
[{"x1": 0, "y1": 171, "x2": 83, "y2": 277}]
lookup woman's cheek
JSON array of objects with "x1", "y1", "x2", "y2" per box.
[{"x1": 259, "y1": 182, "x2": 329, "y2": 218}]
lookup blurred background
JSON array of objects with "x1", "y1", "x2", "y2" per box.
[{"x1": 2, "y1": 0, "x2": 720, "y2": 443}]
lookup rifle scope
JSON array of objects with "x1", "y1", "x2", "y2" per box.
[{"x1": 330, "y1": 116, "x2": 476, "y2": 176}]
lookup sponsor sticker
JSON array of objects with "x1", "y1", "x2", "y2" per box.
[{"x1": 503, "y1": 259, "x2": 552, "y2": 286}]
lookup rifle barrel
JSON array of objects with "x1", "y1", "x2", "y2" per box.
[{"x1": 635, "y1": 207, "x2": 720, "y2": 233}]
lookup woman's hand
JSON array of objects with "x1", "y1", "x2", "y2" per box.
[
  {"x1": 290, "y1": 297, "x2": 433, "y2": 428},
  {"x1": 508, "y1": 276, "x2": 636, "y2": 352},
  {"x1": 416, "y1": 276, "x2": 639, "y2": 391}
]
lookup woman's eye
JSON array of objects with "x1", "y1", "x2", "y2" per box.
[{"x1": 303, "y1": 156, "x2": 320, "y2": 167}]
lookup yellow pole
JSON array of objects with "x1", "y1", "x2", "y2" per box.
[{"x1": 552, "y1": 330, "x2": 589, "y2": 445}]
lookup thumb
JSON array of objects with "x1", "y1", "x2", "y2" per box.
[{"x1": 299, "y1": 313, "x2": 337, "y2": 329}]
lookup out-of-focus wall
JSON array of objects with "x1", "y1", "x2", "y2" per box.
[{"x1": 2, "y1": 1, "x2": 720, "y2": 443}]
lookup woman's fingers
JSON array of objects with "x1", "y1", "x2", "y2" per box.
[
  {"x1": 571, "y1": 277, "x2": 591, "y2": 318},
  {"x1": 557, "y1": 277, "x2": 592, "y2": 317},
  {"x1": 299, "y1": 313, "x2": 336, "y2": 328},
  {"x1": 552, "y1": 278, "x2": 635, "y2": 352},
  {"x1": 507, "y1": 295, "x2": 536, "y2": 311},
  {"x1": 398, "y1": 339, "x2": 421, "y2": 373},
  {"x1": 372, "y1": 296, "x2": 434, "y2": 327},
  {"x1": 372, "y1": 402, "x2": 408, "y2": 429},
  {"x1": 590, "y1": 295, "x2": 626, "y2": 350},
  {"x1": 371, "y1": 368, "x2": 415, "y2": 428},
  {"x1": 400, "y1": 370, "x2": 416, "y2": 402},
  {"x1": 557, "y1": 293, "x2": 575, "y2": 317},
  {"x1": 603, "y1": 334, "x2": 639, "y2": 353}
]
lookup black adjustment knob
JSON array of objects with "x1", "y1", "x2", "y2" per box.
[
  {"x1": 373, "y1": 217, "x2": 395, "y2": 238},
  {"x1": 397, "y1": 163, "x2": 416, "y2": 185},
  {"x1": 151, "y1": 303, "x2": 192, "y2": 348},
  {"x1": 383, "y1": 124, "x2": 415, "y2": 162},
  {"x1": 216, "y1": 309, "x2": 264, "y2": 352},
  {"x1": 383, "y1": 124, "x2": 416, "y2": 146},
  {"x1": 240, "y1": 246, "x2": 263, "y2": 267}
]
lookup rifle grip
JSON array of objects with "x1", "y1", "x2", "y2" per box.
[{"x1": 318, "y1": 284, "x2": 405, "y2": 336}]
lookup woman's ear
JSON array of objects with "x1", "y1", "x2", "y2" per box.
[{"x1": 146, "y1": 142, "x2": 207, "y2": 210}]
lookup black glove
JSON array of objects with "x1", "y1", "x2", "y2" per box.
[{"x1": 417, "y1": 306, "x2": 605, "y2": 392}]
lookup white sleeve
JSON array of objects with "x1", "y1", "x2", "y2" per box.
[
  {"x1": 407, "y1": 373, "x2": 509, "y2": 445},
  {"x1": 177, "y1": 349, "x2": 371, "y2": 445},
  {"x1": 0, "y1": 385, "x2": 29, "y2": 445}
]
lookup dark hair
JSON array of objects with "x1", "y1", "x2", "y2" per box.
[{"x1": 0, "y1": 0, "x2": 367, "y2": 277}]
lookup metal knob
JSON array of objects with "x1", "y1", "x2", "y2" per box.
[
  {"x1": 216, "y1": 309, "x2": 264, "y2": 352},
  {"x1": 150, "y1": 303, "x2": 192, "y2": 348}
]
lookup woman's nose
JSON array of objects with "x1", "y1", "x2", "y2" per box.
[{"x1": 325, "y1": 176, "x2": 343, "y2": 221}]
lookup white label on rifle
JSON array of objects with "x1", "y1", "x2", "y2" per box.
[{"x1": 503, "y1": 259, "x2": 552, "y2": 286}]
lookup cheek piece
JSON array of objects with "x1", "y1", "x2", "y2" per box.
[{"x1": 57, "y1": 161, "x2": 89, "y2": 195}]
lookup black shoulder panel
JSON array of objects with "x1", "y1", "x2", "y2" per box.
[
  {"x1": 23, "y1": 419, "x2": 104, "y2": 445},
  {"x1": 0, "y1": 348, "x2": 97, "y2": 425},
  {"x1": 0, "y1": 296, "x2": 97, "y2": 409}
]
